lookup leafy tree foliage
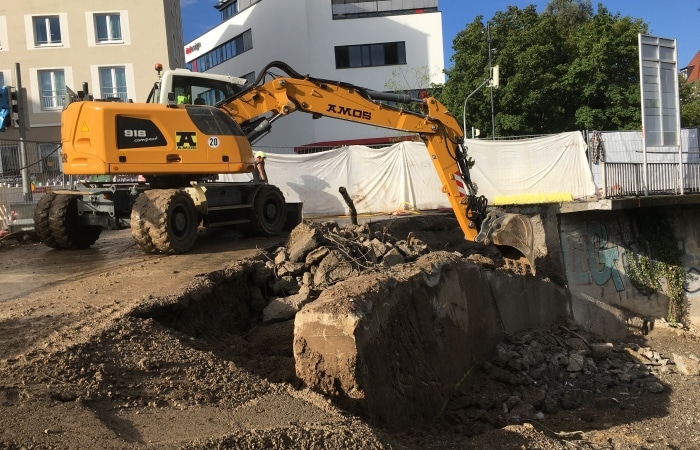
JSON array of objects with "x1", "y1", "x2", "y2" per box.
[
  {"x1": 680, "y1": 78, "x2": 700, "y2": 128},
  {"x1": 441, "y1": 0, "x2": 652, "y2": 137}
]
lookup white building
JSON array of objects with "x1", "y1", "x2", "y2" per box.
[{"x1": 184, "y1": 0, "x2": 444, "y2": 150}]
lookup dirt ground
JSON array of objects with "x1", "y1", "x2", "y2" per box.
[{"x1": 1, "y1": 217, "x2": 699, "y2": 450}]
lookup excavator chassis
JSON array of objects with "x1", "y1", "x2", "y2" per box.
[{"x1": 33, "y1": 181, "x2": 301, "y2": 254}]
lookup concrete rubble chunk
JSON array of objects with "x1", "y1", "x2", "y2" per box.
[
  {"x1": 672, "y1": 353, "x2": 700, "y2": 376},
  {"x1": 313, "y1": 249, "x2": 357, "y2": 287},
  {"x1": 274, "y1": 248, "x2": 288, "y2": 265},
  {"x1": 277, "y1": 262, "x2": 306, "y2": 278},
  {"x1": 645, "y1": 381, "x2": 665, "y2": 393},
  {"x1": 381, "y1": 247, "x2": 405, "y2": 267},
  {"x1": 305, "y1": 247, "x2": 329, "y2": 265},
  {"x1": 363, "y1": 238, "x2": 386, "y2": 261},
  {"x1": 566, "y1": 352, "x2": 586, "y2": 372},
  {"x1": 286, "y1": 222, "x2": 322, "y2": 263},
  {"x1": 263, "y1": 286, "x2": 312, "y2": 323}
]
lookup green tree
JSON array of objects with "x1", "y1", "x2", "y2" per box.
[
  {"x1": 680, "y1": 77, "x2": 700, "y2": 128},
  {"x1": 544, "y1": 0, "x2": 593, "y2": 28},
  {"x1": 442, "y1": 0, "x2": 650, "y2": 136},
  {"x1": 563, "y1": 6, "x2": 646, "y2": 130}
]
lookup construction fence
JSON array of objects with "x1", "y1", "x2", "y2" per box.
[
  {"x1": 587, "y1": 128, "x2": 700, "y2": 197},
  {"x1": 1, "y1": 127, "x2": 700, "y2": 231}
]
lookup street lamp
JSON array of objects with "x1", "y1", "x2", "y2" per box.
[{"x1": 462, "y1": 23, "x2": 498, "y2": 139}]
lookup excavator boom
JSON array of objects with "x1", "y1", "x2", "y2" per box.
[{"x1": 220, "y1": 62, "x2": 535, "y2": 273}]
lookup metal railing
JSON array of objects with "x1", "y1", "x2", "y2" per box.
[
  {"x1": 602, "y1": 162, "x2": 700, "y2": 197},
  {"x1": 41, "y1": 94, "x2": 65, "y2": 110},
  {"x1": 592, "y1": 128, "x2": 700, "y2": 198}
]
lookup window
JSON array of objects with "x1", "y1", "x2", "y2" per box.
[
  {"x1": 99, "y1": 66, "x2": 127, "y2": 101},
  {"x1": 173, "y1": 75, "x2": 243, "y2": 106},
  {"x1": 335, "y1": 42, "x2": 406, "y2": 69},
  {"x1": 38, "y1": 69, "x2": 66, "y2": 110},
  {"x1": 186, "y1": 29, "x2": 252, "y2": 72},
  {"x1": 95, "y1": 13, "x2": 122, "y2": 43},
  {"x1": 0, "y1": 144, "x2": 20, "y2": 179},
  {"x1": 332, "y1": 0, "x2": 438, "y2": 19},
  {"x1": 33, "y1": 15, "x2": 61, "y2": 46},
  {"x1": 220, "y1": 1, "x2": 238, "y2": 21}
]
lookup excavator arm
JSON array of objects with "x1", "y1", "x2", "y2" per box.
[{"x1": 218, "y1": 62, "x2": 535, "y2": 273}]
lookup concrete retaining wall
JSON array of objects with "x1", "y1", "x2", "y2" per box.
[{"x1": 559, "y1": 205, "x2": 700, "y2": 339}]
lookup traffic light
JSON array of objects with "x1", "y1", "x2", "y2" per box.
[
  {"x1": 11, "y1": 88, "x2": 18, "y2": 114},
  {"x1": 0, "y1": 85, "x2": 9, "y2": 132}
]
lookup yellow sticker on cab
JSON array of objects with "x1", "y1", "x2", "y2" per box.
[{"x1": 176, "y1": 132, "x2": 197, "y2": 150}]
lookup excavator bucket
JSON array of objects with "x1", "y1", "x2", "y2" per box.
[{"x1": 479, "y1": 212, "x2": 536, "y2": 275}]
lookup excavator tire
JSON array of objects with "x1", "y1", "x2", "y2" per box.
[
  {"x1": 33, "y1": 191, "x2": 61, "y2": 249},
  {"x1": 142, "y1": 189, "x2": 199, "y2": 254},
  {"x1": 248, "y1": 185, "x2": 287, "y2": 236},
  {"x1": 130, "y1": 192, "x2": 158, "y2": 254},
  {"x1": 47, "y1": 193, "x2": 102, "y2": 249}
]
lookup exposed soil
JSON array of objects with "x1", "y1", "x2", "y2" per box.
[{"x1": 0, "y1": 216, "x2": 699, "y2": 450}]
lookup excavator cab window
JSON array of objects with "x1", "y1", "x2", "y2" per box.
[
  {"x1": 185, "y1": 105, "x2": 246, "y2": 137},
  {"x1": 174, "y1": 76, "x2": 241, "y2": 106},
  {"x1": 174, "y1": 86, "x2": 191, "y2": 105}
]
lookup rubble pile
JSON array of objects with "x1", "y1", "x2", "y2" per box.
[
  {"x1": 252, "y1": 220, "x2": 434, "y2": 323},
  {"x1": 443, "y1": 317, "x2": 698, "y2": 431}
]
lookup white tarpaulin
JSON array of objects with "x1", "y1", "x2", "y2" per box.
[
  {"x1": 220, "y1": 142, "x2": 448, "y2": 217},
  {"x1": 220, "y1": 131, "x2": 595, "y2": 217},
  {"x1": 467, "y1": 131, "x2": 596, "y2": 203}
]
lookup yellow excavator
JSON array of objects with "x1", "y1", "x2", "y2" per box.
[{"x1": 34, "y1": 61, "x2": 535, "y2": 273}]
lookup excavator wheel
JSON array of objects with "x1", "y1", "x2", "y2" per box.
[
  {"x1": 33, "y1": 191, "x2": 61, "y2": 248},
  {"x1": 136, "y1": 189, "x2": 199, "y2": 254},
  {"x1": 47, "y1": 193, "x2": 102, "y2": 249},
  {"x1": 130, "y1": 192, "x2": 159, "y2": 254},
  {"x1": 248, "y1": 185, "x2": 287, "y2": 236}
]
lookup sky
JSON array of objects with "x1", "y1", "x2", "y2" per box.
[{"x1": 181, "y1": 0, "x2": 699, "y2": 69}]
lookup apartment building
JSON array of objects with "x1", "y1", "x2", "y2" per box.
[
  {"x1": 183, "y1": 0, "x2": 444, "y2": 150},
  {"x1": 0, "y1": 0, "x2": 184, "y2": 147}
]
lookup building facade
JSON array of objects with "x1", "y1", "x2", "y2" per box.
[
  {"x1": 0, "y1": 0, "x2": 184, "y2": 145},
  {"x1": 184, "y1": 0, "x2": 444, "y2": 149}
]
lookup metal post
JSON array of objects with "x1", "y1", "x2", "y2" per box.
[
  {"x1": 15, "y1": 63, "x2": 31, "y2": 202},
  {"x1": 487, "y1": 23, "x2": 495, "y2": 139}
]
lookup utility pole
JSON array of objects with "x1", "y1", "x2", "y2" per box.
[
  {"x1": 14, "y1": 63, "x2": 31, "y2": 202},
  {"x1": 487, "y1": 23, "x2": 495, "y2": 139}
]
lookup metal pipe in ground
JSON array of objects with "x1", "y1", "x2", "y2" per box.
[{"x1": 338, "y1": 187, "x2": 357, "y2": 225}]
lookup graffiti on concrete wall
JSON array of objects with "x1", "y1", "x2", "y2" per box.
[
  {"x1": 685, "y1": 267, "x2": 700, "y2": 294},
  {"x1": 561, "y1": 220, "x2": 625, "y2": 292}
]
